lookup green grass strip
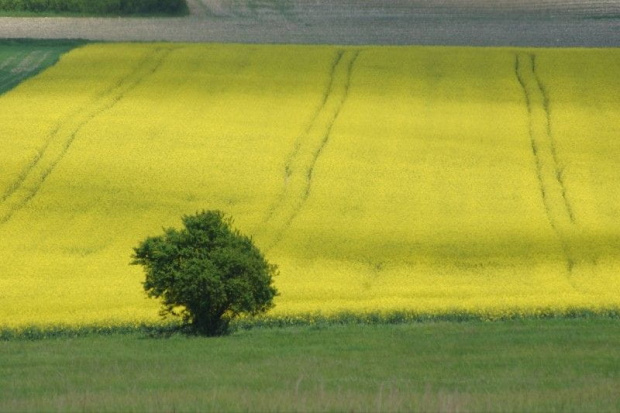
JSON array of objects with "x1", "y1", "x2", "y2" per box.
[
  {"x1": 0, "y1": 0, "x2": 188, "y2": 17},
  {"x1": 0, "y1": 39, "x2": 87, "y2": 95},
  {"x1": 2, "y1": 308, "x2": 619, "y2": 341}
]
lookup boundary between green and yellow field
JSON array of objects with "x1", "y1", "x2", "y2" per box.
[
  {"x1": 0, "y1": 39, "x2": 86, "y2": 95},
  {"x1": 2, "y1": 308, "x2": 619, "y2": 341}
]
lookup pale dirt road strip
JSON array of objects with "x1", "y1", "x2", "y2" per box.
[{"x1": 0, "y1": 0, "x2": 619, "y2": 46}]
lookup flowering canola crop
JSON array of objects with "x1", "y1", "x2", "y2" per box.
[{"x1": 1, "y1": 44, "x2": 619, "y2": 327}]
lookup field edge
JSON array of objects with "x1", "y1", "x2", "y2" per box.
[{"x1": 3, "y1": 308, "x2": 619, "y2": 341}]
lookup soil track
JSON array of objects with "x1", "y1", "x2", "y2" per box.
[{"x1": 0, "y1": 0, "x2": 619, "y2": 46}]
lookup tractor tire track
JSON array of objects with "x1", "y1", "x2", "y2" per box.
[
  {"x1": 530, "y1": 57, "x2": 577, "y2": 224},
  {"x1": 263, "y1": 50, "x2": 345, "y2": 223},
  {"x1": 259, "y1": 49, "x2": 360, "y2": 250},
  {"x1": 0, "y1": 46, "x2": 177, "y2": 227},
  {"x1": 515, "y1": 52, "x2": 578, "y2": 275}
]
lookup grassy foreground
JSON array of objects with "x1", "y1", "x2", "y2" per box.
[{"x1": 1, "y1": 319, "x2": 619, "y2": 412}]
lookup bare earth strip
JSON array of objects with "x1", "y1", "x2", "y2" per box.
[{"x1": 0, "y1": 0, "x2": 619, "y2": 46}]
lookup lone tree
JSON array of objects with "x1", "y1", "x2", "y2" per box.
[{"x1": 131, "y1": 210, "x2": 278, "y2": 336}]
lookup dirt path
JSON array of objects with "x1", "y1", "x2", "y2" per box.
[{"x1": 0, "y1": 0, "x2": 619, "y2": 46}]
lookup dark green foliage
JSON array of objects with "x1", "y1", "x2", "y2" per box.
[
  {"x1": 132, "y1": 210, "x2": 278, "y2": 336},
  {"x1": 0, "y1": 0, "x2": 187, "y2": 16}
]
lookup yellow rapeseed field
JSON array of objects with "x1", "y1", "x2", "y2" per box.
[{"x1": 1, "y1": 44, "x2": 619, "y2": 327}]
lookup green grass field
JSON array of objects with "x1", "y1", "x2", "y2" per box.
[{"x1": 2, "y1": 319, "x2": 619, "y2": 412}]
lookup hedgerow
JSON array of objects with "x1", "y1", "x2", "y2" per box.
[{"x1": 0, "y1": 0, "x2": 187, "y2": 16}]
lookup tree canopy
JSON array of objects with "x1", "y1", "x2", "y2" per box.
[{"x1": 132, "y1": 210, "x2": 278, "y2": 336}]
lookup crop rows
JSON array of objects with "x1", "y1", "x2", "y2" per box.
[{"x1": 0, "y1": 44, "x2": 619, "y2": 328}]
